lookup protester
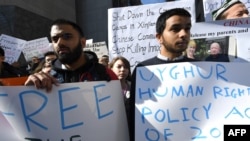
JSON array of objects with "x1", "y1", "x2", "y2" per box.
[
  {"x1": 212, "y1": 0, "x2": 249, "y2": 20},
  {"x1": 24, "y1": 19, "x2": 118, "y2": 91},
  {"x1": 205, "y1": 42, "x2": 230, "y2": 62},
  {"x1": 32, "y1": 60, "x2": 51, "y2": 74},
  {"x1": 109, "y1": 56, "x2": 131, "y2": 97},
  {"x1": 28, "y1": 56, "x2": 41, "y2": 74},
  {"x1": 44, "y1": 51, "x2": 57, "y2": 64},
  {"x1": 184, "y1": 39, "x2": 197, "y2": 59},
  {"x1": 41, "y1": 62, "x2": 53, "y2": 74},
  {"x1": 31, "y1": 51, "x2": 57, "y2": 74},
  {"x1": 128, "y1": 8, "x2": 199, "y2": 141},
  {"x1": 99, "y1": 55, "x2": 109, "y2": 67},
  {"x1": 109, "y1": 56, "x2": 132, "y2": 122}
]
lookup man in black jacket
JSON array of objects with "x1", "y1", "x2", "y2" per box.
[
  {"x1": 24, "y1": 19, "x2": 118, "y2": 91},
  {"x1": 128, "y1": 8, "x2": 198, "y2": 141}
]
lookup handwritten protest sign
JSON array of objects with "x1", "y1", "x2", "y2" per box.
[
  {"x1": 203, "y1": 0, "x2": 250, "y2": 21},
  {"x1": 135, "y1": 62, "x2": 250, "y2": 140},
  {"x1": 108, "y1": 0, "x2": 196, "y2": 71},
  {"x1": 84, "y1": 41, "x2": 108, "y2": 58},
  {"x1": 0, "y1": 81, "x2": 129, "y2": 141},
  {"x1": 0, "y1": 34, "x2": 26, "y2": 64},
  {"x1": 108, "y1": 1, "x2": 250, "y2": 71},
  {"x1": 21, "y1": 37, "x2": 52, "y2": 61},
  {"x1": 0, "y1": 113, "x2": 20, "y2": 141}
]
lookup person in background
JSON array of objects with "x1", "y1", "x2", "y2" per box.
[
  {"x1": 184, "y1": 39, "x2": 197, "y2": 59},
  {"x1": 99, "y1": 55, "x2": 109, "y2": 67},
  {"x1": 32, "y1": 51, "x2": 57, "y2": 74},
  {"x1": 128, "y1": 8, "x2": 198, "y2": 141},
  {"x1": 28, "y1": 56, "x2": 41, "y2": 74},
  {"x1": 10, "y1": 61, "x2": 29, "y2": 76},
  {"x1": 109, "y1": 56, "x2": 132, "y2": 140},
  {"x1": 205, "y1": 42, "x2": 230, "y2": 62},
  {"x1": 24, "y1": 19, "x2": 118, "y2": 91},
  {"x1": 0, "y1": 47, "x2": 25, "y2": 78},
  {"x1": 109, "y1": 56, "x2": 131, "y2": 97},
  {"x1": 109, "y1": 56, "x2": 132, "y2": 112},
  {"x1": 41, "y1": 62, "x2": 53, "y2": 74},
  {"x1": 212, "y1": 0, "x2": 249, "y2": 20},
  {"x1": 32, "y1": 60, "x2": 53, "y2": 74},
  {"x1": 44, "y1": 51, "x2": 57, "y2": 64}
]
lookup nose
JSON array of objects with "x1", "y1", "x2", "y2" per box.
[
  {"x1": 179, "y1": 29, "x2": 189, "y2": 39},
  {"x1": 120, "y1": 66, "x2": 125, "y2": 71},
  {"x1": 56, "y1": 37, "x2": 65, "y2": 45},
  {"x1": 242, "y1": 13, "x2": 249, "y2": 18}
]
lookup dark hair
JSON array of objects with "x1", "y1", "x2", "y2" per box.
[
  {"x1": 51, "y1": 19, "x2": 84, "y2": 37},
  {"x1": 156, "y1": 8, "x2": 191, "y2": 35},
  {"x1": 44, "y1": 51, "x2": 56, "y2": 57},
  {"x1": 109, "y1": 56, "x2": 132, "y2": 81},
  {"x1": 32, "y1": 59, "x2": 46, "y2": 74},
  {"x1": 84, "y1": 50, "x2": 99, "y2": 63},
  {"x1": 101, "y1": 55, "x2": 109, "y2": 58},
  {"x1": 0, "y1": 47, "x2": 5, "y2": 56}
]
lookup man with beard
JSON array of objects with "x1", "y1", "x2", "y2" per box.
[
  {"x1": 24, "y1": 19, "x2": 117, "y2": 91},
  {"x1": 128, "y1": 8, "x2": 199, "y2": 141}
]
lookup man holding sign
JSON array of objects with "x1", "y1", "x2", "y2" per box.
[
  {"x1": 25, "y1": 19, "x2": 118, "y2": 90},
  {"x1": 129, "y1": 8, "x2": 198, "y2": 141}
]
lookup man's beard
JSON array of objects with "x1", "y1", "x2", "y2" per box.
[
  {"x1": 58, "y1": 42, "x2": 82, "y2": 64},
  {"x1": 163, "y1": 42, "x2": 186, "y2": 54}
]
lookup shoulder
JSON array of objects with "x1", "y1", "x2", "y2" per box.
[
  {"x1": 105, "y1": 67, "x2": 118, "y2": 80},
  {"x1": 137, "y1": 56, "x2": 159, "y2": 66},
  {"x1": 91, "y1": 62, "x2": 118, "y2": 81},
  {"x1": 84, "y1": 51, "x2": 98, "y2": 63}
]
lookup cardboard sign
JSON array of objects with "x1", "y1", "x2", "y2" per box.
[
  {"x1": 0, "y1": 80, "x2": 129, "y2": 141},
  {"x1": 135, "y1": 62, "x2": 250, "y2": 141},
  {"x1": 108, "y1": 0, "x2": 196, "y2": 71}
]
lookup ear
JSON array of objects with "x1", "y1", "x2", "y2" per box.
[
  {"x1": 80, "y1": 37, "x2": 86, "y2": 49},
  {"x1": 0, "y1": 56, "x2": 5, "y2": 63},
  {"x1": 156, "y1": 33, "x2": 162, "y2": 44}
]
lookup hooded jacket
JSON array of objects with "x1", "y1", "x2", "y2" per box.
[{"x1": 50, "y1": 51, "x2": 117, "y2": 83}]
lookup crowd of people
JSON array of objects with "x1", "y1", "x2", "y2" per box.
[{"x1": 0, "y1": 0, "x2": 249, "y2": 140}]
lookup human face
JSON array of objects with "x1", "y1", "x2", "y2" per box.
[
  {"x1": 157, "y1": 15, "x2": 191, "y2": 57},
  {"x1": 99, "y1": 57, "x2": 109, "y2": 67},
  {"x1": 223, "y1": 3, "x2": 249, "y2": 19},
  {"x1": 50, "y1": 24, "x2": 83, "y2": 64},
  {"x1": 32, "y1": 57, "x2": 40, "y2": 63},
  {"x1": 187, "y1": 45, "x2": 196, "y2": 58},
  {"x1": 45, "y1": 54, "x2": 57, "y2": 63},
  {"x1": 42, "y1": 62, "x2": 52, "y2": 73},
  {"x1": 111, "y1": 59, "x2": 129, "y2": 81},
  {"x1": 209, "y1": 43, "x2": 221, "y2": 55}
]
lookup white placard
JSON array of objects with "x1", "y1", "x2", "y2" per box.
[
  {"x1": 0, "y1": 80, "x2": 129, "y2": 141},
  {"x1": 135, "y1": 62, "x2": 250, "y2": 141}
]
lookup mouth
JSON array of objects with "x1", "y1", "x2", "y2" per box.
[
  {"x1": 119, "y1": 74, "x2": 127, "y2": 78},
  {"x1": 176, "y1": 42, "x2": 188, "y2": 47},
  {"x1": 58, "y1": 47, "x2": 69, "y2": 54}
]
